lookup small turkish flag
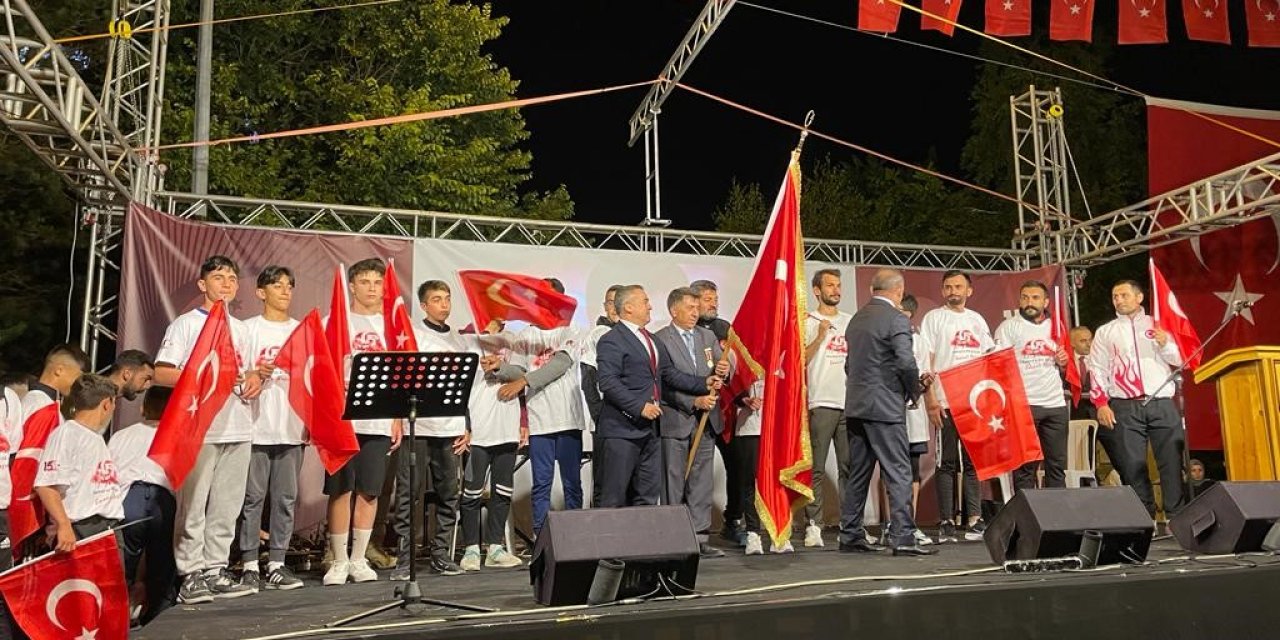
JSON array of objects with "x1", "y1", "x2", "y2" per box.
[
  {"x1": 0, "y1": 531, "x2": 129, "y2": 640},
  {"x1": 1050, "y1": 0, "x2": 1095, "y2": 41},
  {"x1": 985, "y1": 0, "x2": 1032, "y2": 36},
  {"x1": 9, "y1": 402, "x2": 62, "y2": 556},
  {"x1": 859, "y1": 0, "x2": 902, "y2": 32},
  {"x1": 457, "y1": 270, "x2": 577, "y2": 330},
  {"x1": 1052, "y1": 286, "x2": 1082, "y2": 407},
  {"x1": 1119, "y1": 0, "x2": 1168, "y2": 44},
  {"x1": 1245, "y1": 0, "x2": 1280, "y2": 47},
  {"x1": 939, "y1": 348, "x2": 1043, "y2": 481},
  {"x1": 382, "y1": 259, "x2": 419, "y2": 352},
  {"x1": 275, "y1": 310, "x2": 360, "y2": 474},
  {"x1": 1181, "y1": 0, "x2": 1230, "y2": 43},
  {"x1": 921, "y1": 0, "x2": 964, "y2": 35},
  {"x1": 325, "y1": 263, "x2": 353, "y2": 381},
  {"x1": 149, "y1": 300, "x2": 238, "y2": 489},
  {"x1": 1150, "y1": 258, "x2": 1203, "y2": 372}
]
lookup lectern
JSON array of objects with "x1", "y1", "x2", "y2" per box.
[{"x1": 1194, "y1": 346, "x2": 1280, "y2": 480}]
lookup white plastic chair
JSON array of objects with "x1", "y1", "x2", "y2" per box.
[{"x1": 1064, "y1": 419, "x2": 1099, "y2": 488}]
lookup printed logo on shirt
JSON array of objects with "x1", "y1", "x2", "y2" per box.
[
  {"x1": 532, "y1": 348, "x2": 555, "y2": 369},
  {"x1": 43, "y1": 460, "x2": 58, "y2": 472},
  {"x1": 1020, "y1": 339, "x2": 1057, "y2": 357},
  {"x1": 352, "y1": 331, "x2": 386, "y2": 352},
  {"x1": 1110, "y1": 347, "x2": 1144, "y2": 397},
  {"x1": 951, "y1": 330, "x2": 982, "y2": 348},
  {"x1": 91, "y1": 460, "x2": 119, "y2": 485},
  {"x1": 826, "y1": 335, "x2": 848, "y2": 355},
  {"x1": 1143, "y1": 328, "x2": 1156, "y2": 340},
  {"x1": 256, "y1": 345, "x2": 281, "y2": 365}
]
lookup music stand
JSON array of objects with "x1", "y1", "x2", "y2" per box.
[{"x1": 327, "y1": 351, "x2": 492, "y2": 628}]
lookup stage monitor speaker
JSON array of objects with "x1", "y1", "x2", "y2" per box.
[
  {"x1": 530, "y1": 505, "x2": 700, "y2": 606},
  {"x1": 984, "y1": 487, "x2": 1154, "y2": 565},
  {"x1": 1169, "y1": 481, "x2": 1280, "y2": 555}
]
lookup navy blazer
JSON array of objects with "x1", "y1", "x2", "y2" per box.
[
  {"x1": 595, "y1": 323, "x2": 710, "y2": 439},
  {"x1": 843, "y1": 297, "x2": 921, "y2": 423}
]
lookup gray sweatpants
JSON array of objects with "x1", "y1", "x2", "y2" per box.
[
  {"x1": 175, "y1": 441, "x2": 252, "y2": 576},
  {"x1": 805, "y1": 407, "x2": 850, "y2": 523},
  {"x1": 240, "y1": 444, "x2": 304, "y2": 565}
]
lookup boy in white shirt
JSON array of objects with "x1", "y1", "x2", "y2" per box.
[
  {"x1": 154, "y1": 255, "x2": 261, "y2": 603},
  {"x1": 239, "y1": 266, "x2": 305, "y2": 591}
]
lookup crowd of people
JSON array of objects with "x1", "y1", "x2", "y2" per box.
[{"x1": 0, "y1": 255, "x2": 1191, "y2": 628}]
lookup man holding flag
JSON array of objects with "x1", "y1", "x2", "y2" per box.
[{"x1": 1087, "y1": 278, "x2": 1187, "y2": 519}]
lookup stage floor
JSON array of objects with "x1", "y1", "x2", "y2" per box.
[{"x1": 135, "y1": 532, "x2": 1280, "y2": 640}]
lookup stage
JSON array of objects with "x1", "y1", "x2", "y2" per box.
[{"x1": 135, "y1": 532, "x2": 1280, "y2": 640}]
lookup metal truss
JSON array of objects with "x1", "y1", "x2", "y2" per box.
[
  {"x1": 159, "y1": 191, "x2": 1032, "y2": 272},
  {"x1": 1049, "y1": 151, "x2": 1280, "y2": 267},
  {"x1": 1009, "y1": 86, "x2": 1076, "y2": 266},
  {"x1": 100, "y1": 0, "x2": 169, "y2": 202}
]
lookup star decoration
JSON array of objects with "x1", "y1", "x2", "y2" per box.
[
  {"x1": 988, "y1": 416, "x2": 1005, "y2": 432},
  {"x1": 1003, "y1": 1, "x2": 1014, "y2": 9},
  {"x1": 1070, "y1": 4, "x2": 1082, "y2": 14},
  {"x1": 1267, "y1": 12, "x2": 1277, "y2": 20},
  {"x1": 1139, "y1": 7, "x2": 1151, "y2": 16},
  {"x1": 75, "y1": 628, "x2": 97, "y2": 640},
  {"x1": 395, "y1": 331, "x2": 410, "y2": 348},
  {"x1": 187, "y1": 397, "x2": 199, "y2": 416},
  {"x1": 1214, "y1": 274, "x2": 1265, "y2": 325},
  {"x1": 1204, "y1": 8, "x2": 1214, "y2": 16},
  {"x1": 521, "y1": 288, "x2": 539, "y2": 302}
]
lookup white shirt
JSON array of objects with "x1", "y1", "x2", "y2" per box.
[
  {"x1": 737, "y1": 379, "x2": 765, "y2": 437},
  {"x1": 1087, "y1": 311, "x2": 1182, "y2": 405},
  {"x1": 578, "y1": 324, "x2": 612, "y2": 432},
  {"x1": 920, "y1": 307, "x2": 995, "y2": 407},
  {"x1": 34, "y1": 420, "x2": 125, "y2": 522},
  {"x1": 156, "y1": 307, "x2": 254, "y2": 443},
  {"x1": 513, "y1": 326, "x2": 584, "y2": 436},
  {"x1": 0, "y1": 387, "x2": 22, "y2": 509},
  {"x1": 995, "y1": 314, "x2": 1067, "y2": 409},
  {"x1": 108, "y1": 421, "x2": 172, "y2": 491},
  {"x1": 804, "y1": 310, "x2": 852, "y2": 410},
  {"x1": 16, "y1": 386, "x2": 59, "y2": 452},
  {"x1": 620, "y1": 320, "x2": 658, "y2": 366},
  {"x1": 344, "y1": 312, "x2": 395, "y2": 437},
  {"x1": 412, "y1": 324, "x2": 471, "y2": 438},
  {"x1": 467, "y1": 342, "x2": 522, "y2": 447},
  {"x1": 244, "y1": 315, "x2": 307, "y2": 445},
  {"x1": 906, "y1": 331, "x2": 931, "y2": 445}
]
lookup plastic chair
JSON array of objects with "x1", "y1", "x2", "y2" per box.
[{"x1": 1065, "y1": 419, "x2": 1099, "y2": 488}]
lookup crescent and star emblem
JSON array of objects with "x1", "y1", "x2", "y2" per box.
[
  {"x1": 486, "y1": 279, "x2": 521, "y2": 308},
  {"x1": 303, "y1": 355, "x2": 315, "y2": 396},
  {"x1": 189, "y1": 351, "x2": 221, "y2": 415},
  {"x1": 46, "y1": 578, "x2": 102, "y2": 639},
  {"x1": 968, "y1": 379, "x2": 1008, "y2": 432}
]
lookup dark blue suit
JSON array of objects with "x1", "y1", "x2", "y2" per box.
[{"x1": 596, "y1": 322, "x2": 710, "y2": 506}]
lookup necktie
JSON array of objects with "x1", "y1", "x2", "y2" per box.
[
  {"x1": 640, "y1": 328, "x2": 659, "y2": 402},
  {"x1": 681, "y1": 330, "x2": 696, "y2": 366}
]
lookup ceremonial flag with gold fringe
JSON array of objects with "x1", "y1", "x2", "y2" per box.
[{"x1": 724, "y1": 150, "x2": 812, "y2": 549}]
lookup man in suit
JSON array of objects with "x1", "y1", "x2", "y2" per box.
[
  {"x1": 839, "y1": 269, "x2": 936, "y2": 557},
  {"x1": 656, "y1": 287, "x2": 732, "y2": 557},
  {"x1": 1071, "y1": 325, "x2": 1124, "y2": 486},
  {"x1": 596, "y1": 285, "x2": 722, "y2": 508}
]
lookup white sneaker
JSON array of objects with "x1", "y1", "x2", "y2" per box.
[
  {"x1": 771, "y1": 540, "x2": 795, "y2": 554},
  {"x1": 486, "y1": 544, "x2": 523, "y2": 568},
  {"x1": 744, "y1": 532, "x2": 764, "y2": 555},
  {"x1": 913, "y1": 528, "x2": 935, "y2": 545},
  {"x1": 348, "y1": 560, "x2": 378, "y2": 583},
  {"x1": 803, "y1": 523, "x2": 825, "y2": 548},
  {"x1": 460, "y1": 545, "x2": 482, "y2": 572},
  {"x1": 323, "y1": 560, "x2": 350, "y2": 586}
]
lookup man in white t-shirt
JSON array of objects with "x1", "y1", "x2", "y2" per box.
[
  {"x1": 323, "y1": 258, "x2": 403, "y2": 586},
  {"x1": 994, "y1": 281, "x2": 1070, "y2": 492},
  {"x1": 919, "y1": 270, "x2": 993, "y2": 543},
  {"x1": 580, "y1": 284, "x2": 621, "y2": 507},
  {"x1": 238, "y1": 266, "x2": 306, "y2": 592},
  {"x1": 155, "y1": 255, "x2": 262, "y2": 603},
  {"x1": 802, "y1": 268, "x2": 852, "y2": 548},
  {"x1": 34, "y1": 374, "x2": 125, "y2": 548}
]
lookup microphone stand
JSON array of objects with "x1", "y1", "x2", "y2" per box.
[{"x1": 1143, "y1": 302, "x2": 1246, "y2": 506}]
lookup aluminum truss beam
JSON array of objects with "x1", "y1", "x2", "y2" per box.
[
  {"x1": 101, "y1": 0, "x2": 169, "y2": 203},
  {"x1": 159, "y1": 191, "x2": 1032, "y2": 272},
  {"x1": 1009, "y1": 86, "x2": 1075, "y2": 266}
]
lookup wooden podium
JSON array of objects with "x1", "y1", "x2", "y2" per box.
[{"x1": 1194, "y1": 346, "x2": 1280, "y2": 480}]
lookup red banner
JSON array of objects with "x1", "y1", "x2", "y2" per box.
[
  {"x1": 921, "y1": 0, "x2": 964, "y2": 35},
  {"x1": 382, "y1": 259, "x2": 418, "y2": 352},
  {"x1": 276, "y1": 311, "x2": 360, "y2": 474},
  {"x1": 0, "y1": 532, "x2": 129, "y2": 640},
  {"x1": 1245, "y1": 0, "x2": 1280, "y2": 47},
  {"x1": 1119, "y1": 0, "x2": 1168, "y2": 44},
  {"x1": 325, "y1": 263, "x2": 352, "y2": 381},
  {"x1": 457, "y1": 270, "x2": 577, "y2": 330},
  {"x1": 1150, "y1": 258, "x2": 1204, "y2": 372},
  {"x1": 859, "y1": 0, "x2": 903, "y2": 32},
  {"x1": 1050, "y1": 0, "x2": 1095, "y2": 41},
  {"x1": 985, "y1": 0, "x2": 1032, "y2": 36},
  {"x1": 9, "y1": 402, "x2": 61, "y2": 554},
  {"x1": 1181, "y1": 0, "x2": 1230, "y2": 43},
  {"x1": 939, "y1": 349, "x2": 1043, "y2": 481}
]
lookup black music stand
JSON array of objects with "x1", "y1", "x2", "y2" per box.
[{"x1": 328, "y1": 351, "x2": 492, "y2": 627}]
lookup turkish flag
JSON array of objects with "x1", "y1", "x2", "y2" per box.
[
  {"x1": 1182, "y1": 0, "x2": 1230, "y2": 43},
  {"x1": 1119, "y1": 0, "x2": 1168, "y2": 44},
  {"x1": 939, "y1": 348, "x2": 1043, "y2": 481},
  {"x1": 275, "y1": 310, "x2": 360, "y2": 474},
  {"x1": 723, "y1": 152, "x2": 811, "y2": 549},
  {"x1": 859, "y1": 0, "x2": 903, "y2": 32},
  {"x1": 325, "y1": 263, "x2": 353, "y2": 381},
  {"x1": 382, "y1": 259, "x2": 418, "y2": 352},
  {"x1": 148, "y1": 300, "x2": 238, "y2": 488},
  {"x1": 1150, "y1": 258, "x2": 1204, "y2": 372},
  {"x1": 1052, "y1": 286, "x2": 1082, "y2": 407},
  {"x1": 921, "y1": 0, "x2": 964, "y2": 35},
  {"x1": 457, "y1": 270, "x2": 577, "y2": 330},
  {"x1": 1050, "y1": 0, "x2": 1095, "y2": 41},
  {"x1": 985, "y1": 0, "x2": 1032, "y2": 36},
  {"x1": 0, "y1": 531, "x2": 129, "y2": 640},
  {"x1": 9, "y1": 401, "x2": 61, "y2": 556},
  {"x1": 1245, "y1": 0, "x2": 1280, "y2": 47},
  {"x1": 1147, "y1": 98, "x2": 1280, "y2": 449}
]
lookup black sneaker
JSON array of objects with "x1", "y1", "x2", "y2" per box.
[
  {"x1": 178, "y1": 572, "x2": 213, "y2": 604},
  {"x1": 265, "y1": 565, "x2": 304, "y2": 590},
  {"x1": 239, "y1": 570, "x2": 261, "y2": 594},
  {"x1": 208, "y1": 568, "x2": 256, "y2": 599},
  {"x1": 964, "y1": 519, "x2": 988, "y2": 542},
  {"x1": 938, "y1": 520, "x2": 958, "y2": 543},
  {"x1": 429, "y1": 556, "x2": 463, "y2": 576}
]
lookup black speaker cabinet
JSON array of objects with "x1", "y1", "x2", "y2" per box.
[
  {"x1": 530, "y1": 505, "x2": 700, "y2": 605},
  {"x1": 1170, "y1": 481, "x2": 1280, "y2": 554},
  {"x1": 984, "y1": 487, "x2": 1154, "y2": 565}
]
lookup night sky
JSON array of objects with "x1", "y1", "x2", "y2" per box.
[{"x1": 484, "y1": 0, "x2": 1280, "y2": 231}]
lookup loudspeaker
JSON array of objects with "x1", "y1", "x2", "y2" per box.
[
  {"x1": 984, "y1": 487, "x2": 1154, "y2": 565},
  {"x1": 1169, "y1": 481, "x2": 1280, "y2": 554},
  {"x1": 529, "y1": 506, "x2": 700, "y2": 605}
]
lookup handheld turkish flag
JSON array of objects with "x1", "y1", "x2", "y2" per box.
[
  {"x1": 985, "y1": 0, "x2": 1032, "y2": 36},
  {"x1": 382, "y1": 259, "x2": 418, "y2": 352},
  {"x1": 921, "y1": 0, "x2": 964, "y2": 35},
  {"x1": 1119, "y1": 0, "x2": 1168, "y2": 44},
  {"x1": 1150, "y1": 258, "x2": 1203, "y2": 372},
  {"x1": 1245, "y1": 0, "x2": 1280, "y2": 47},
  {"x1": 723, "y1": 152, "x2": 812, "y2": 550},
  {"x1": 858, "y1": 0, "x2": 902, "y2": 32},
  {"x1": 1050, "y1": 0, "x2": 1095, "y2": 41},
  {"x1": 9, "y1": 401, "x2": 62, "y2": 557},
  {"x1": 149, "y1": 300, "x2": 238, "y2": 489},
  {"x1": 325, "y1": 263, "x2": 353, "y2": 381},
  {"x1": 1052, "y1": 286, "x2": 1082, "y2": 407},
  {"x1": 1182, "y1": 0, "x2": 1230, "y2": 43},
  {"x1": 939, "y1": 348, "x2": 1043, "y2": 481},
  {"x1": 0, "y1": 530, "x2": 128, "y2": 640},
  {"x1": 457, "y1": 270, "x2": 578, "y2": 330},
  {"x1": 275, "y1": 310, "x2": 360, "y2": 474}
]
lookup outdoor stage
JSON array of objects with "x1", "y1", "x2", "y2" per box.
[{"x1": 136, "y1": 533, "x2": 1279, "y2": 640}]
